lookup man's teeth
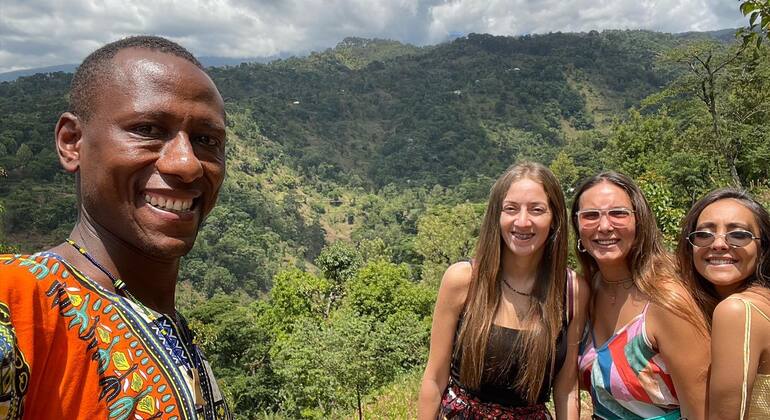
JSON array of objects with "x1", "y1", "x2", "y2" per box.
[{"x1": 145, "y1": 195, "x2": 193, "y2": 212}]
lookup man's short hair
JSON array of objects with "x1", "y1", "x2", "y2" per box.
[{"x1": 69, "y1": 35, "x2": 205, "y2": 121}]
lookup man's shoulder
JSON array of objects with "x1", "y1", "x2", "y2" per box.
[
  {"x1": 0, "y1": 253, "x2": 82, "y2": 298},
  {"x1": 0, "y1": 253, "x2": 48, "y2": 280},
  {"x1": 0, "y1": 252, "x2": 73, "y2": 277}
]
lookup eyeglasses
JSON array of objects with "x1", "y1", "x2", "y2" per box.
[
  {"x1": 687, "y1": 230, "x2": 760, "y2": 248},
  {"x1": 575, "y1": 208, "x2": 635, "y2": 227}
]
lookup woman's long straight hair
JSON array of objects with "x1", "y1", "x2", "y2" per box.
[
  {"x1": 570, "y1": 172, "x2": 709, "y2": 335},
  {"x1": 455, "y1": 161, "x2": 568, "y2": 403},
  {"x1": 676, "y1": 188, "x2": 770, "y2": 325}
]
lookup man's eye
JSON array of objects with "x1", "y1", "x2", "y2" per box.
[
  {"x1": 133, "y1": 125, "x2": 163, "y2": 137},
  {"x1": 195, "y1": 135, "x2": 220, "y2": 147}
]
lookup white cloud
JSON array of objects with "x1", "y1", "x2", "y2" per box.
[
  {"x1": 427, "y1": 0, "x2": 743, "y2": 41},
  {"x1": 0, "y1": 0, "x2": 746, "y2": 72}
]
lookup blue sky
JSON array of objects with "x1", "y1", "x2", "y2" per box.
[{"x1": 0, "y1": 0, "x2": 747, "y2": 73}]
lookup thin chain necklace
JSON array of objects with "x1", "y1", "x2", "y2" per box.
[
  {"x1": 601, "y1": 275, "x2": 634, "y2": 305},
  {"x1": 501, "y1": 276, "x2": 532, "y2": 297},
  {"x1": 601, "y1": 276, "x2": 633, "y2": 285},
  {"x1": 65, "y1": 238, "x2": 207, "y2": 408}
]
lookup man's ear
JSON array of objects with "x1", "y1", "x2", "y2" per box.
[{"x1": 55, "y1": 112, "x2": 82, "y2": 173}]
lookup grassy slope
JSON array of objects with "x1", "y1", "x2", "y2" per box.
[{"x1": 336, "y1": 369, "x2": 595, "y2": 419}]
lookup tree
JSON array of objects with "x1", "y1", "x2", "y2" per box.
[
  {"x1": 315, "y1": 241, "x2": 363, "y2": 284},
  {"x1": 549, "y1": 150, "x2": 579, "y2": 193},
  {"x1": 641, "y1": 39, "x2": 770, "y2": 193},
  {"x1": 324, "y1": 309, "x2": 428, "y2": 420},
  {"x1": 636, "y1": 173, "x2": 685, "y2": 246},
  {"x1": 739, "y1": 0, "x2": 770, "y2": 48},
  {"x1": 15, "y1": 143, "x2": 33, "y2": 165},
  {"x1": 314, "y1": 241, "x2": 364, "y2": 316},
  {"x1": 0, "y1": 192, "x2": 12, "y2": 253},
  {"x1": 662, "y1": 42, "x2": 746, "y2": 186},
  {"x1": 324, "y1": 312, "x2": 380, "y2": 420},
  {"x1": 268, "y1": 269, "x2": 332, "y2": 334},
  {"x1": 272, "y1": 263, "x2": 432, "y2": 419},
  {"x1": 271, "y1": 318, "x2": 332, "y2": 418},
  {"x1": 184, "y1": 296, "x2": 282, "y2": 416},
  {"x1": 343, "y1": 260, "x2": 434, "y2": 321},
  {"x1": 414, "y1": 203, "x2": 483, "y2": 285}
]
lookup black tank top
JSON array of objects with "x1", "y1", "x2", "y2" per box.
[
  {"x1": 448, "y1": 263, "x2": 574, "y2": 406},
  {"x1": 449, "y1": 320, "x2": 568, "y2": 405}
]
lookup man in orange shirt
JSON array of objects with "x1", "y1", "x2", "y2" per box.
[{"x1": 0, "y1": 36, "x2": 231, "y2": 419}]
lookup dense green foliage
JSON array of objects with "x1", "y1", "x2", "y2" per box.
[
  {"x1": 1, "y1": 28, "x2": 769, "y2": 417},
  {"x1": 738, "y1": 0, "x2": 770, "y2": 50}
]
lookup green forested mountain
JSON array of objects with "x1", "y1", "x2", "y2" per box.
[
  {"x1": 1, "y1": 29, "x2": 768, "y2": 418},
  {"x1": 210, "y1": 31, "x2": 680, "y2": 188}
]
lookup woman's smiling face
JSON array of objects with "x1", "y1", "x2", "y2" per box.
[
  {"x1": 499, "y1": 178, "x2": 553, "y2": 260},
  {"x1": 577, "y1": 181, "x2": 636, "y2": 270},
  {"x1": 692, "y1": 198, "x2": 760, "y2": 297}
]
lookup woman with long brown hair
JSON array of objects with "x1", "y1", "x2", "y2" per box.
[
  {"x1": 418, "y1": 161, "x2": 589, "y2": 419},
  {"x1": 677, "y1": 188, "x2": 770, "y2": 419},
  {"x1": 571, "y1": 171, "x2": 709, "y2": 420}
]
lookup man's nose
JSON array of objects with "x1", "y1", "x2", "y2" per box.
[{"x1": 155, "y1": 132, "x2": 204, "y2": 183}]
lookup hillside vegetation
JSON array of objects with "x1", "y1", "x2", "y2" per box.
[{"x1": 1, "y1": 29, "x2": 769, "y2": 418}]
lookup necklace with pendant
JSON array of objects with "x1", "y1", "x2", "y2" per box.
[
  {"x1": 601, "y1": 276, "x2": 633, "y2": 305},
  {"x1": 65, "y1": 238, "x2": 207, "y2": 408}
]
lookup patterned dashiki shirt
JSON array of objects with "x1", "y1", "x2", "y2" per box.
[{"x1": 0, "y1": 253, "x2": 232, "y2": 419}]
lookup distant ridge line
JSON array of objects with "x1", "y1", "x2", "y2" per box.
[
  {"x1": 0, "y1": 55, "x2": 286, "y2": 83},
  {"x1": 0, "y1": 28, "x2": 738, "y2": 83}
]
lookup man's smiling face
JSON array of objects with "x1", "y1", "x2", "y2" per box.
[{"x1": 76, "y1": 48, "x2": 226, "y2": 259}]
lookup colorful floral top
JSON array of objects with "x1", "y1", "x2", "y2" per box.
[
  {"x1": 578, "y1": 303, "x2": 680, "y2": 420},
  {"x1": 0, "y1": 253, "x2": 231, "y2": 419}
]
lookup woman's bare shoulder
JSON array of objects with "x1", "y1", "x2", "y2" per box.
[
  {"x1": 733, "y1": 287, "x2": 770, "y2": 307},
  {"x1": 720, "y1": 288, "x2": 770, "y2": 322},
  {"x1": 441, "y1": 261, "x2": 473, "y2": 290},
  {"x1": 437, "y1": 261, "x2": 474, "y2": 310}
]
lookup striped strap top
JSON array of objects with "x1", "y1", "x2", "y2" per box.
[{"x1": 578, "y1": 303, "x2": 680, "y2": 420}]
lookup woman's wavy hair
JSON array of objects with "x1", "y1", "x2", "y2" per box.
[
  {"x1": 570, "y1": 171, "x2": 708, "y2": 335},
  {"x1": 455, "y1": 161, "x2": 568, "y2": 403},
  {"x1": 676, "y1": 188, "x2": 770, "y2": 325}
]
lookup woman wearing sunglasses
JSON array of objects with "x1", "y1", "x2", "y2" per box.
[
  {"x1": 418, "y1": 162, "x2": 589, "y2": 419},
  {"x1": 676, "y1": 188, "x2": 770, "y2": 419},
  {"x1": 571, "y1": 172, "x2": 709, "y2": 420}
]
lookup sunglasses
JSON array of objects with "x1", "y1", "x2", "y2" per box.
[
  {"x1": 687, "y1": 230, "x2": 760, "y2": 248},
  {"x1": 575, "y1": 207, "x2": 635, "y2": 227}
]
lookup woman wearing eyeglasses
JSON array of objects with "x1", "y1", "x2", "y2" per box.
[
  {"x1": 418, "y1": 162, "x2": 589, "y2": 419},
  {"x1": 571, "y1": 172, "x2": 709, "y2": 420},
  {"x1": 676, "y1": 188, "x2": 770, "y2": 419}
]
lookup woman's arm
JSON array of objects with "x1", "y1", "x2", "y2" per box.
[
  {"x1": 709, "y1": 297, "x2": 761, "y2": 420},
  {"x1": 417, "y1": 262, "x2": 472, "y2": 420},
  {"x1": 553, "y1": 273, "x2": 590, "y2": 420},
  {"x1": 648, "y1": 288, "x2": 710, "y2": 420}
]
